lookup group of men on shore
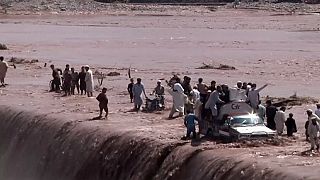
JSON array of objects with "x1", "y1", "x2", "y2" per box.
[
  {"x1": 50, "y1": 64, "x2": 94, "y2": 97},
  {"x1": 50, "y1": 64, "x2": 109, "y2": 119},
  {"x1": 127, "y1": 78, "x2": 165, "y2": 112}
]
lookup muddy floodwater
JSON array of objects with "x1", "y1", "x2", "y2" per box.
[{"x1": 1, "y1": 9, "x2": 320, "y2": 180}]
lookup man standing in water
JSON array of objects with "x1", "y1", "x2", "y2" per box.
[
  {"x1": 132, "y1": 78, "x2": 147, "y2": 111},
  {"x1": 308, "y1": 117, "x2": 320, "y2": 151},
  {"x1": 127, "y1": 78, "x2": 134, "y2": 103},
  {"x1": 266, "y1": 100, "x2": 277, "y2": 130},
  {"x1": 247, "y1": 83, "x2": 268, "y2": 109},
  {"x1": 169, "y1": 80, "x2": 186, "y2": 118},
  {"x1": 50, "y1": 64, "x2": 62, "y2": 92},
  {"x1": 274, "y1": 106, "x2": 286, "y2": 135},
  {"x1": 85, "y1": 65, "x2": 94, "y2": 97},
  {"x1": 71, "y1": 67, "x2": 80, "y2": 95},
  {"x1": 153, "y1": 80, "x2": 165, "y2": 96},
  {"x1": 153, "y1": 80, "x2": 165, "y2": 106},
  {"x1": 79, "y1": 66, "x2": 86, "y2": 95},
  {"x1": 197, "y1": 78, "x2": 208, "y2": 103},
  {"x1": 205, "y1": 85, "x2": 225, "y2": 123},
  {"x1": 0, "y1": 56, "x2": 9, "y2": 87},
  {"x1": 96, "y1": 87, "x2": 109, "y2": 119},
  {"x1": 63, "y1": 64, "x2": 72, "y2": 96}
]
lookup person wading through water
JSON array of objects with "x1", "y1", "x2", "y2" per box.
[
  {"x1": 84, "y1": 65, "x2": 94, "y2": 97},
  {"x1": 127, "y1": 78, "x2": 134, "y2": 103},
  {"x1": 79, "y1": 66, "x2": 86, "y2": 95},
  {"x1": 96, "y1": 87, "x2": 109, "y2": 119},
  {"x1": 71, "y1": 67, "x2": 80, "y2": 95},
  {"x1": 132, "y1": 78, "x2": 147, "y2": 111},
  {"x1": 0, "y1": 56, "x2": 9, "y2": 87},
  {"x1": 49, "y1": 64, "x2": 62, "y2": 92}
]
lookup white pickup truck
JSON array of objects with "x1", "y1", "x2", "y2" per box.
[{"x1": 200, "y1": 101, "x2": 276, "y2": 140}]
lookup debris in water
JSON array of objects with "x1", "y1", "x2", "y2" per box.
[
  {"x1": 196, "y1": 62, "x2": 236, "y2": 70},
  {"x1": 107, "y1": 71, "x2": 121, "y2": 76},
  {"x1": 0, "y1": 43, "x2": 8, "y2": 50},
  {"x1": 266, "y1": 95, "x2": 318, "y2": 107},
  {"x1": 9, "y1": 57, "x2": 39, "y2": 64}
]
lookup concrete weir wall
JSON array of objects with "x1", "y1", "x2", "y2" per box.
[{"x1": 0, "y1": 106, "x2": 297, "y2": 180}]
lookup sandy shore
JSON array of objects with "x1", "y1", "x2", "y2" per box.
[{"x1": 1, "y1": 6, "x2": 320, "y2": 177}]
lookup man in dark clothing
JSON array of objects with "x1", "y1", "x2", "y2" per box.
[
  {"x1": 127, "y1": 78, "x2": 134, "y2": 103},
  {"x1": 266, "y1": 100, "x2": 278, "y2": 130},
  {"x1": 305, "y1": 120, "x2": 310, "y2": 141},
  {"x1": 79, "y1": 66, "x2": 86, "y2": 95},
  {"x1": 285, "y1": 113, "x2": 297, "y2": 136},
  {"x1": 50, "y1": 64, "x2": 62, "y2": 92},
  {"x1": 181, "y1": 76, "x2": 192, "y2": 96},
  {"x1": 71, "y1": 67, "x2": 79, "y2": 95},
  {"x1": 208, "y1": 81, "x2": 216, "y2": 92},
  {"x1": 221, "y1": 84, "x2": 230, "y2": 103},
  {"x1": 96, "y1": 87, "x2": 108, "y2": 119},
  {"x1": 63, "y1": 64, "x2": 72, "y2": 96},
  {"x1": 242, "y1": 82, "x2": 249, "y2": 96}
]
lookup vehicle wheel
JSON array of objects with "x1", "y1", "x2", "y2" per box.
[
  {"x1": 206, "y1": 128, "x2": 213, "y2": 137},
  {"x1": 222, "y1": 135, "x2": 237, "y2": 143}
]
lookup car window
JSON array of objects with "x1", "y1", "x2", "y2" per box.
[{"x1": 230, "y1": 116, "x2": 263, "y2": 126}]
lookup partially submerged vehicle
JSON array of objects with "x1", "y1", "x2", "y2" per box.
[
  {"x1": 143, "y1": 95, "x2": 165, "y2": 112},
  {"x1": 200, "y1": 101, "x2": 276, "y2": 140}
]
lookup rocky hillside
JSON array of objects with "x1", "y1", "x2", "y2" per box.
[
  {"x1": 0, "y1": 0, "x2": 110, "y2": 13},
  {"x1": 0, "y1": 0, "x2": 319, "y2": 15}
]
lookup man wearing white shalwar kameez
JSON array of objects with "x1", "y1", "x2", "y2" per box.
[
  {"x1": 274, "y1": 107, "x2": 286, "y2": 135},
  {"x1": 308, "y1": 117, "x2": 320, "y2": 151},
  {"x1": 169, "y1": 83, "x2": 187, "y2": 118},
  {"x1": 0, "y1": 56, "x2": 9, "y2": 87},
  {"x1": 84, "y1": 65, "x2": 94, "y2": 97},
  {"x1": 132, "y1": 78, "x2": 147, "y2": 111},
  {"x1": 247, "y1": 83, "x2": 268, "y2": 109},
  {"x1": 205, "y1": 87, "x2": 224, "y2": 121},
  {"x1": 229, "y1": 81, "x2": 247, "y2": 102},
  {"x1": 190, "y1": 86, "x2": 202, "y2": 118}
]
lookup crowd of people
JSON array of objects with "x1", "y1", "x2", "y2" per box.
[
  {"x1": 2, "y1": 56, "x2": 320, "y2": 150},
  {"x1": 125, "y1": 75, "x2": 316, "y2": 143},
  {"x1": 50, "y1": 64, "x2": 109, "y2": 119},
  {"x1": 50, "y1": 64, "x2": 94, "y2": 97},
  {"x1": 46, "y1": 65, "x2": 320, "y2": 150}
]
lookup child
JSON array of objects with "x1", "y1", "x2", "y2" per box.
[
  {"x1": 184, "y1": 110, "x2": 199, "y2": 139},
  {"x1": 285, "y1": 113, "x2": 297, "y2": 137},
  {"x1": 127, "y1": 78, "x2": 134, "y2": 103},
  {"x1": 96, "y1": 87, "x2": 108, "y2": 119},
  {"x1": 308, "y1": 118, "x2": 320, "y2": 151}
]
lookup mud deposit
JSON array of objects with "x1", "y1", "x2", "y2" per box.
[{"x1": 0, "y1": 106, "x2": 299, "y2": 180}]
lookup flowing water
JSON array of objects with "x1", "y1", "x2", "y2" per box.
[{"x1": 0, "y1": 105, "x2": 299, "y2": 180}]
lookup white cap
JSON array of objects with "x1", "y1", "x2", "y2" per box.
[{"x1": 157, "y1": 80, "x2": 161, "y2": 83}]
